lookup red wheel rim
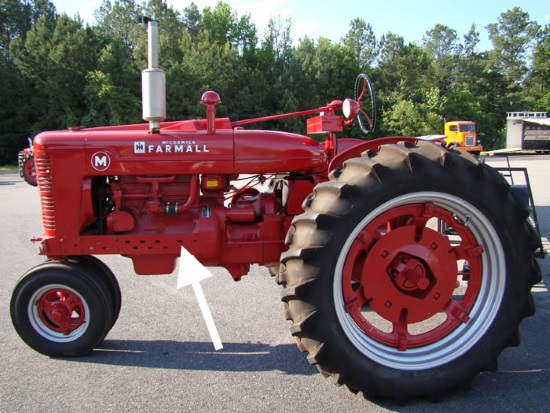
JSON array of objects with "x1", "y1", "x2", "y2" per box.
[
  {"x1": 341, "y1": 202, "x2": 483, "y2": 351},
  {"x1": 24, "y1": 158, "x2": 37, "y2": 184},
  {"x1": 35, "y1": 288, "x2": 86, "y2": 335}
]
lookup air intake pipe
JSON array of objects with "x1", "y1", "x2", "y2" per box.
[{"x1": 137, "y1": 16, "x2": 166, "y2": 134}]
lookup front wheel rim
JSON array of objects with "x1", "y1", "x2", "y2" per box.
[
  {"x1": 24, "y1": 158, "x2": 36, "y2": 182},
  {"x1": 28, "y1": 284, "x2": 90, "y2": 343},
  {"x1": 334, "y1": 192, "x2": 506, "y2": 370}
]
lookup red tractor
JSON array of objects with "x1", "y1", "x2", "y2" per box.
[
  {"x1": 18, "y1": 137, "x2": 37, "y2": 186},
  {"x1": 10, "y1": 17, "x2": 541, "y2": 401}
]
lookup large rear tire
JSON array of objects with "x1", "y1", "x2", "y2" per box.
[{"x1": 279, "y1": 141, "x2": 541, "y2": 401}]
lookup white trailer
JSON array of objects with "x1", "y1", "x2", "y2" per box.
[{"x1": 506, "y1": 112, "x2": 550, "y2": 151}]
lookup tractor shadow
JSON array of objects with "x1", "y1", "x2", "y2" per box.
[{"x1": 66, "y1": 340, "x2": 317, "y2": 376}]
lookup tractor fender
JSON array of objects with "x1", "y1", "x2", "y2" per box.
[{"x1": 330, "y1": 136, "x2": 419, "y2": 171}]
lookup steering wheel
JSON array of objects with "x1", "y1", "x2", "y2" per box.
[{"x1": 353, "y1": 73, "x2": 377, "y2": 135}]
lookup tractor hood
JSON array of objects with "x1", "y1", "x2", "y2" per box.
[{"x1": 32, "y1": 121, "x2": 327, "y2": 177}]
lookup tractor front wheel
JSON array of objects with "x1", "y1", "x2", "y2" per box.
[
  {"x1": 67, "y1": 255, "x2": 122, "y2": 330},
  {"x1": 279, "y1": 141, "x2": 540, "y2": 401},
  {"x1": 21, "y1": 155, "x2": 37, "y2": 186},
  {"x1": 10, "y1": 261, "x2": 113, "y2": 356}
]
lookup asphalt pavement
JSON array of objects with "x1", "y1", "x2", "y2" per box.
[{"x1": 0, "y1": 155, "x2": 549, "y2": 412}]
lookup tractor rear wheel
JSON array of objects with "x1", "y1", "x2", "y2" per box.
[{"x1": 279, "y1": 141, "x2": 541, "y2": 401}]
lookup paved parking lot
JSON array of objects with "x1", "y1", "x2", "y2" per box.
[{"x1": 1, "y1": 154, "x2": 549, "y2": 412}]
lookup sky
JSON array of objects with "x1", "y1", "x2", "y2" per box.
[{"x1": 51, "y1": 0, "x2": 549, "y2": 51}]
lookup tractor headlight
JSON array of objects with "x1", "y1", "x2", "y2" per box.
[{"x1": 342, "y1": 98, "x2": 359, "y2": 119}]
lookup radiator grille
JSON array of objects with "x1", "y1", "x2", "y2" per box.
[
  {"x1": 465, "y1": 135, "x2": 475, "y2": 146},
  {"x1": 35, "y1": 156, "x2": 55, "y2": 232}
]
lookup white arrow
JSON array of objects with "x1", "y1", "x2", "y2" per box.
[{"x1": 177, "y1": 246, "x2": 223, "y2": 350}]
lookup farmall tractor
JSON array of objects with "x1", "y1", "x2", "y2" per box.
[{"x1": 10, "y1": 18, "x2": 541, "y2": 401}]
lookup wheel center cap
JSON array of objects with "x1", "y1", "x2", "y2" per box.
[
  {"x1": 361, "y1": 225, "x2": 458, "y2": 323},
  {"x1": 388, "y1": 254, "x2": 432, "y2": 294}
]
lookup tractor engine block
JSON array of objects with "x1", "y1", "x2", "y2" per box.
[{"x1": 88, "y1": 174, "x2": 288, "y2": 278}]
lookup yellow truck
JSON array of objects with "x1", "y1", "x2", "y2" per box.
[{"x1": 444, "y1": 120, "x2": 483, "y2": 155}]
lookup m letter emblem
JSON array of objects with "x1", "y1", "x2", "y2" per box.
[{"x1": 91, "y1": 151, "x2": 111, "y2": 171}]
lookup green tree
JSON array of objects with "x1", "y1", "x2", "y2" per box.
[
  {"x1": 0, "y1": 0, "x2": 55, "y2": 56},
  {"x1": 377, "y1": 33, "x2": 432, "y2": 102},
  {"x1": 487, "y1": 7, "x2": 540, "y2": 85},
  {"x1": 182, "y1": 2, "x2": 202, "y2": 38},
  {"x1": 255, "y1": 16, "x2": 294, "y2": 120},
  {"x1": 293, "y1": 37, "x2": 356, "y2": 109},
  {"x1": 202, "y1": 1, "x2": 257, "y2": 54},
  {"x1": 423, "y1": 24, "x2": 459, "y2": 61},
  {"x1": 442, "y1": 84, "x2": 484, "y2": 124},
  {"x1": 29, "y1": 0, "x2": 56, "y2": 22},
  {"x1": 456, "y1": 25, "x2": 488, "y2": 93},
  {"x1": 525, "y1": 25, "x2": 550, "y2": 111},
  {"x1": 262, "y1": 16, "x2": 293, "y2": 65},
  {"x1": 384, "y1": 98, "x2": 429, "y2": 136},
  {"x1": 342, "y1": 18, "x2": 377, "y2": 70},
  {"x1": 462, "y1": 23, "x2": 480, "y2": 57},
  {"x1": 0, "y1": 52, "x2": 31, "y2": 164},
  {"x1": 11, "y1": 14, "x2": 102, "y2": 131},
  {"x1": 178, "y1": 29, "x2": 247, "y2": 119},
  {"x1": 1, "y1": 0, "x2": 32, "y2": 56},
  {"x1": 84, "y1": 38, "x2": 141, "y2": 125},
  {"x1": 94, "y1": 0, "x2": 144, "y2": 51},
  {"x1": 423, "y1": 24, "x2": 459, "y2": 95}
]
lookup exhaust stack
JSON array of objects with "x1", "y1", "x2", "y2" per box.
[{"x1": 137, "y1": 16, "x2": 166, "y2": 134}]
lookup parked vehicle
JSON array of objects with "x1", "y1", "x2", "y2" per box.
[
  {"x1": 18, "y1": 138, "x2": 37, "y2": 186},
  {"x1": 444, "y1": 120, "x2": 483, "y2": 155}
]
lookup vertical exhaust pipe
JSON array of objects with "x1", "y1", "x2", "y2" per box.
[{"x1": 137, "y1": 16, "x2": 166, "y2": 134}]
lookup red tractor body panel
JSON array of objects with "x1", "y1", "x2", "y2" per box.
[
  {"x1": 32, "y1": 121, "x2": 328, "y2": 277},
  {"x1": 34, "y1": 122, "x2": 327, "y2": 176}
]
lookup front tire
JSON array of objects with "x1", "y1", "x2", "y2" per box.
[
  {"x1": 10, "y1": 261, "x2": 113, "y2": 356},
  {"x1": 279, "y1": 141, "x2": 541, "y2": 401},
  {"x1": 67, "y1": 255, "x2": 122, "y2": 329},
  {"x1": 21, "y1": 155, "x2": 37, "y2": 186}
]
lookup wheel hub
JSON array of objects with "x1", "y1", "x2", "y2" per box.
[
  {"x1": 36, "y1": 288, "x2": 85, "y2": 334},
  {"x1": 387, "y1": 253, "x2": 432, "y2": 295},
  {"x1": 362, "y1": 225, "x2": 457, "y2": 324}
]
